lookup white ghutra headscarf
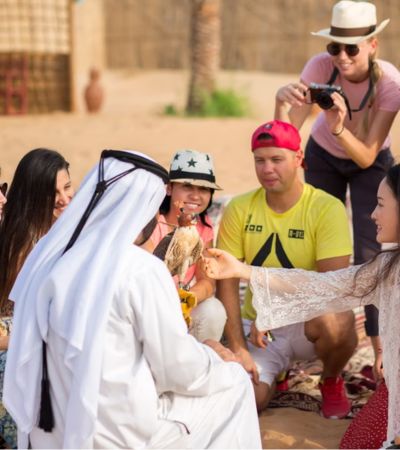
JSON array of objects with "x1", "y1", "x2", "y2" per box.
[{"x1": 4, "y1": 150, "x2": 168, "y2": 448}]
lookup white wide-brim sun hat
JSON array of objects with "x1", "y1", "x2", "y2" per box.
[{"x1": 312, "y1": 0, "x2": 389, "y2": 45}]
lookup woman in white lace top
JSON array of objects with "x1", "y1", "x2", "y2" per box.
[{"x1": 205, "y1": 164, "x2": 400, "y2": 448}]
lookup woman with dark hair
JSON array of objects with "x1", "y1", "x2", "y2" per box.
[
  {"x1": 0, "y1": 148, "x2": 73, "y2": 448},
  {"x1": 204, "y1": 163, "x2": 400, "y2": 448},
  {"x1": 151, "y1": 149, "x2": 227, "y2": 342}
]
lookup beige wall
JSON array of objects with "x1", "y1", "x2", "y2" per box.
[
  {"x1": 73, "y1": 0, "x2": 105, "y2": 73},
  {"x1": 71, "y1": 0, "x2": 106, "y2": 110}
]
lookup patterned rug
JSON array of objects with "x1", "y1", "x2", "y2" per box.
[{"x1": 269, "y1": 340, "x2": 375, "y2": 418}]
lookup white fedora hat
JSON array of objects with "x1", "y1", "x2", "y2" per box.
[
  {"x1": 312, "y1": 1, "x2": 390, "y2": 45},
  {"x1": 169, "y1": 149, "x2": 222, "y2": 190}
]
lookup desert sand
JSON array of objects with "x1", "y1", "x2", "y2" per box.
[
  {"x1": 2, "y1": 69, "x2": 400, "y2": 190},
  {"x1": 1, "y1": 69, "x2": 397, "y2": 448}
]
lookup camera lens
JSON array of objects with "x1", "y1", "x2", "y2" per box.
[{"x1": 315, "y1": 91, "x2": 334, "y2": 110}]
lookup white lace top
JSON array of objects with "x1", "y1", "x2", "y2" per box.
[{"x1": 250, "y1": 253, "x2": 400, "y2": 443}]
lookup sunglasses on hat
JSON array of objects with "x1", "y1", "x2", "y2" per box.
[
  {"x1": 327, "y1": 42, "x2": 360, "y2": 57},
  {"x1": 0, "y1": 182, "x2": 7, "y2": 197}
]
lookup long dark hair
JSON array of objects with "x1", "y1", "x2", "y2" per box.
[
  {"x1": 0, "y1": 148, "x2": 70, "y2": 311},
  {"x1": 354, "y1": 164, "x2": 400, "y2": 296},
  {"x1": 159, "y1": 184, "x2": 214, "y2": 228}
]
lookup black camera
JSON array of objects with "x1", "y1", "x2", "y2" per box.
[{"x1": 307, "y1": 83, "x2": 352, "y2": 119}]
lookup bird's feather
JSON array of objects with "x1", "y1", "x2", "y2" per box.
[
  {"x1": 164, "y1": 227, "x2": 203, "y2": 280},
  {"x1": 153, "y1": 231, "x2": 175, "y2": 261}
]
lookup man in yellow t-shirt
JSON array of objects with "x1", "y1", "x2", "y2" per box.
[{"x1": 217, "y1": 120, "x2": 357, "y2": 419}]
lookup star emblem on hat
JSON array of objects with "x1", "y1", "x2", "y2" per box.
[{"x1": 168, "y1": 149, "x2": 222, "y2": 190}]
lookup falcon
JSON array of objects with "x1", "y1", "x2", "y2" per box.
[{"x1": 153, "y1": 207, "x2": 204, "y2": 288}]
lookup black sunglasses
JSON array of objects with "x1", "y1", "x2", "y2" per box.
[
  {"x1": 327, "y1": 42, "x2": 360, "y2": 57},
  {"x1": 0, "y1": 182, "x2": 7, "y2": 197}
]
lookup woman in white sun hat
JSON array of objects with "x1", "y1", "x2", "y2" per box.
[
  {"x1": 274, "y1": 0, "x2": 400, "y2": 398},
  {"x1": 151, "y1": 149, "x2": 227, "y2": 343}
]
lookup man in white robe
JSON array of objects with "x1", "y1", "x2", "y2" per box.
[{"x1": 4, "y1": 150, "x2": 261, "y2": 449}]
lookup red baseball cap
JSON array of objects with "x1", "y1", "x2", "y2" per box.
[{"x1": 251, "y1": 120, "x2": 301, "y2": 152}]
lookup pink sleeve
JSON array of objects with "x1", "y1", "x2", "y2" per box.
[
  {"x1": 375, "y1": 61, "x2": 400, "y2": 112},
  {"x1": 300, "y1": 53, "x2": 336, "y2": 86},
  {"x1": 197, "y1": 215, "x2": 214, "y2": 245}
]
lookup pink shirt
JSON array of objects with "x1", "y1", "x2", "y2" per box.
[
  {"x1": 301, "y1": 53, "x2": 400, "y2": 159},
  {"x1": 151, "y1": 213, "x2": 214, "y2": 287}
]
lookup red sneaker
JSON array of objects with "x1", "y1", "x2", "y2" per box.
[
  {"x1": 319, "y1": 376, "x2": 351, "y2": 419},
  {"x1": 276, "y1": 371, "x2": 289, "y2": 392}
]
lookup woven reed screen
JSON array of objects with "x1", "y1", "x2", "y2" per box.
[
  {"x1": 0, "y1": 0, "x2": 72, "y2": 114},
  {"x1": 104, "y1": 0, "x2": 400, "y2": 72}
]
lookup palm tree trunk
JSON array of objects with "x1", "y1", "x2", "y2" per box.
[{"x1": 186, "y1": 0, "x2": 221, "y2": 114}]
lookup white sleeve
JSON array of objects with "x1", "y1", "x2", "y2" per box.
[
  {"x1": 129, "y1": 257, "x2": 237, "y2": 396},
  {"x1": 250, "y1": 262, "x2": 381, "y2": 331}
]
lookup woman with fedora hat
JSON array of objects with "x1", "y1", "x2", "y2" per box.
[
  {"x1": 151, "y1": 149, "x2": 227, "y2": 343},
  {"x1": 274, "y1": 0, "x2": 400, "y2": 395}
]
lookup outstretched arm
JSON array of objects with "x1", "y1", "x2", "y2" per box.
[
  {"x1": 251, "y1": 263, "x2": 379, "y2": 333},
  {"x1": 204, "y1": 248, "x2": 381, "y2": 333}
]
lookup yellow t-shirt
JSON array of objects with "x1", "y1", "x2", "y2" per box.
[{"x1": 217, "y1": 184, "x2": 352, "y2": 320}]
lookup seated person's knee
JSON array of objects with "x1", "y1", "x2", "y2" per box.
[
  {"x1": 190, "y1": 297, "x2": 227, "y2": 341},
  {"x1": 306, "y1": 311, "x2": 357, "y2": 349}
]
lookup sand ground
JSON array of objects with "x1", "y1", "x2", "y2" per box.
[
  {"x1": 1, "y1": 69, "x2": 397, "y2": 448},
  {"x1": 2, "y1": 69, "x2": 400, "y2": 191}
]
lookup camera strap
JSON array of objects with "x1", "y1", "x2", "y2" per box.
[
  {"x1": 326, "y1": 67, "x2": 339, "y2": 85},
  {"x1": 326, "y1": 67, "x2": 374, "y2": 113}
]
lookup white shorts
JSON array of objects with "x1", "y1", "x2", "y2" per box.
[{"x1": 242, "y1": 319, "x2": 316, "y2": 386}]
